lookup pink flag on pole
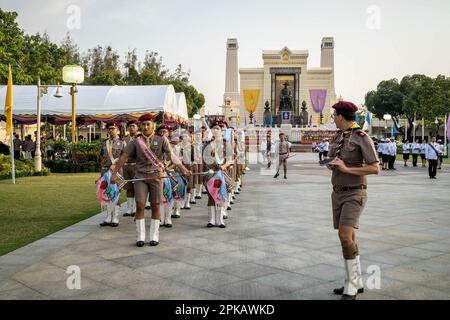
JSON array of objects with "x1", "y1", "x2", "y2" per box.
[
  {"x1": 447, "y1": 115, "x2": 450, "y2": 140},
  {"x1": 309, "y1": 89, "x2": 327, "y2": 113}
]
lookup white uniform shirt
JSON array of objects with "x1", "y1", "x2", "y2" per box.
[
  {"x1": 323, "y1": 141, "x2": 329, "y2": 152},
  {"x1": 402, "y1": 143, "x2": 411, "y2": 154},
  {"x1": 377, "y1": 143, "x2": 383, "y2": 153},
  {"x1": 420, "y1": 144, "x2": 427, "y2": 154},
  {"x1": 382, "y1": 143, "x2": 390, "y2": 155},
  {"x1": 438, "y1": 144, "x2": 444, "y2": 155},
  {"x1": 412, "y1": 143, "x2": 420, "y2": 154},
  {"x1": 389, "y1": 142, "x2": 397, "y2": 156},
  {"x1": 425, "y1": 143, "x2": 440, "y2": 160}
]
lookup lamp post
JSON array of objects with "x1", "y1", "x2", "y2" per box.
[
  {"x1": 35, "y1": 77, "x2": 63, "y2": 172},
  {"x1": 62, "y1": 65, "x2": 84, "y2": 144}
]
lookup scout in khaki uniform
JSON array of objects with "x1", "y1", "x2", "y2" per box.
[
  {"x1": 274, "y1": 133, "x2": 290, "y2": 179},
  {"x1": 99, "y1": 122, "x2": 125, "y2": 227},
  {"x1": 203, "y1": 119, "x2": 234, "y2": 228},
  {"x1": 111, "y1": 114, "x2": 191, "y2": 247},
  {"x1": 122, "y1": 120, "x2": 139, "y2": 217},
  {"x1": 327, "y1": 101, "x2": 380, "y2": 300}
]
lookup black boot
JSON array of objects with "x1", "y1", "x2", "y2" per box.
[{"x1": 333, "y1": 287, "x2": 364, "y2": 295}]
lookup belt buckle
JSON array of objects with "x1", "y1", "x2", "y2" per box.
[{"x1": 335, "y1": 185, "x2": 343, "y2": 192}]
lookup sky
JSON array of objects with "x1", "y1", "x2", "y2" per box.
[{"x1": 1, "y1": 0, "x2": 449, "y2": 114}]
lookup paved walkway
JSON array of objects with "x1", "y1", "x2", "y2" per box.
[{"x1": 1, "y1": 153, "x2": 450, "y2": 300}]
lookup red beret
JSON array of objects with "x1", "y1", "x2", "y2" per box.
[
  {"x1": 106, "y1": 121, "x2": 120, "y2": 129},
  {"x1": 138, "y1": 114, "x2": 153, "y2": 122},
  {"x1": 332, "y1": 101, "x2": 358, "y2": 113}
]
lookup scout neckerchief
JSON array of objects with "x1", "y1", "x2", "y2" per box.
[
  {"x1": 335, "y1": 123, "x2": 361, "y2": 158},
  {"x1": 106, "y1": 137, "x2": 120, "y2": 165},
  {"x1": 136, "y1": 131, "x2": 164, "y2": 169}
]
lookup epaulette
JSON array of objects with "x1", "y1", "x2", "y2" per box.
[{"x1": 355, "y1": 129, "x2": 366, "y2": 137}]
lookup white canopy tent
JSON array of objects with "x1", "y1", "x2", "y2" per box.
[
  {"x1": 176, "y1": 92, "x2": 188, "y2": 120},
  {"x1": 0, "y1": 85, "x2": 187, "y2": 120}
]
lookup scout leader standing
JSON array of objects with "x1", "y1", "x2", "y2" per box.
[
  {"x1": 273, "y1": 133, "x2": 290, "y2": 179},
  {"x1": 122, "y1": 120, "x2": 139, "y2": 217},
  {"x1": 111, "y1": 114, "x2": 191, "y2": 247},
  {"x1": 327, "y1": 101, "x2": 380, "y2": 300},
  {"x1": 99, "y1": 122, "x2": 125, "y2": 227}
]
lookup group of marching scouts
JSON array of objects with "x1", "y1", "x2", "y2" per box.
[{"x1": 98, "y1": 113, "x2": 246, "y2": 247}]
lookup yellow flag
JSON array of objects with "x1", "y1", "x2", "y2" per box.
[
  {"x1": 4, "y1": 65, "x2": 14, "y2": 134},
  {"x1": 243, "y1": 89, "x2": 260, "y2": 113}
]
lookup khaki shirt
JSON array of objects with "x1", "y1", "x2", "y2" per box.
[
  {"x1": 100, "y1": 137, "x2": 124, "y2": 168},
  {"x1": 123, "y1": 134, "x2": 172, "y2": 178},
  {"x1": 123, "y1": 136, "x2": 137, "y2": 164},
  {"x1": 328, "y1": 130, "x2": 378, "y2": 187},
  {"x1": 279, "y1": 141, "x2": 290, "y2": 154}
]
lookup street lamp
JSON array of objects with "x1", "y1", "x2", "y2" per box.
[
  {"x1": 35, "y1": 78, "x2": 63, "y2": 172},
  {"x1": 383, "y1": 114, "x2": 391, "y2": 138},
  {"x1": 62, "y1": 65, "x2": 84, "y2": 144}
]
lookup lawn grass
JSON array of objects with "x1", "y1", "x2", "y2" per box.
[{"x1": 0, "y1": 173, "x2": 125, "y2": 256}]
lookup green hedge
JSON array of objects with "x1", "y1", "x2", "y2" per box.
[
  {"x1": 0, "y1": 155, "x2": 50, "y2": 180},
  {"x1": 43, "y1": 160, "x2": 100, "y2": 173}
]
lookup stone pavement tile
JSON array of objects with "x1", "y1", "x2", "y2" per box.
[
  {"x1": 204, "y1": 279, "x2": 287, "y2": 300},
  {"x1": 252, "y1": 271, "x2": 326, "y2": 293},
  {"x1": 137, "y1": 261, "x2": 205, "y2": 278},
  {"x1": 294, "y1": 263, "x2": 346, "y2": 282},
  {"x1": 382, "y1": 267, "x2": 450, "y2": 291},
  {"x1": 386, "y1": 247, "x2": 445, "y2": 259},
  {"x1": 0, "y1": 254, "x2": 45, "y2": 266},
  {"x1": 127, "y1": 278, "x2": 226, "y2": 300},
  {"x1": 382, "y1": 285, "x2": 450, "y2": 300},
  {"x1": 69, "y1": 239, "x2": 116, "y2": 252},
  {"x1": 91, "y1": 269, "x2": 163, "y2": 289},
  {"x1": 273, "y1": 280, "x2": 341, "y2": 300},
  {"x1": 227, "y1": 237, "x2": 273, "y2": 249},
  {"x1": 403, "y1": 259, "x2": 450, "y2": 277},
  {"x1": 365, "y1": 252, "x2": 422, "y2": 267},
  {"x1": 252, "y1": 256, "x2": 313, "y2": 273},
  {"x1": 0, "y1": 279, "x2": 24, "y2": 292},
  {"x1": 192, "y1": 242, "x2": 242, "y2": 254},
  {"x1": 187, "y1": 254, "x2": 250, "y2": 269},
  {"x1": 26, "y1": 277, "x2": 112, "y2": 299},
  {"x1": 45, "y1": 251, "x2": 105, "y2": 268},
  {"x1": 218, "y1": 249, "x2": 282, "y2": 265},
  {"x1": 75, "y1": 260, "x2": 131, "y2": 277},
  {"x1": 113, "y1": 253, "x2": 174, "y2": 269},
  {"x1": 153, "y1": 247, "x2": 213, "y2": 262},
  {"x1": 171, "y1": 237, "x2": 212, "y2": 249},
  {"x1": 0, "y1": 285, "x2": 50, "y2": 300},
  {"x1": 96, "y1": 246, "x2": 152, "y2": 260},
  {"x1": 12, "y1": 264, "x2": 67, "y2": 286},
  {"x1": 171, "y1": 270, "x2": 242, "y2": 292},
  {"x1": 198, "y1": 232, "x2": 249, "y2": 243},
  {"x1": 412, "y1": 241, "x2": 450, "y2": 253},
  {"x1": 256, "y1": 243, "x2": 308, "y2": 257},
  {"x1": 212, "y1": 262, "x2": 281, "y2": 280},
  {"x1": 71, "y1": 288, "x2": 140, "y2": 300}
]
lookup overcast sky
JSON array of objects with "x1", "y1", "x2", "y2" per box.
[{"x1": 1, "y1": 0, "x2": 449, "y2": 114}]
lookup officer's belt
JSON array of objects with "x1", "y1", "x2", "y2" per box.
[
  {"x1": 124, "y1": 163, "x2": 136, "y2": 166},
  {"x1": 333, "y1": 185, "x2": 367, "y2": 193}
]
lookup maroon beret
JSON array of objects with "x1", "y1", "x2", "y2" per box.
[
  {"x1": 105, "y1": 121, "x2": 120, "y2": 129},
  {"x1": 138, "y1": 114, "x2": 153, "y2": 122},
  {"x1": 156, "y1": 124, "x2": 171, "y2": 132},
  {"x1": 127, "y1": 119, "x2": 139, "y2": 126},
  {"x1": 332, "y1": 101, "x2": 358, "y2": 113},
  {"x1": 209, "y1": 119, "x2": 224, "y2": 129}
]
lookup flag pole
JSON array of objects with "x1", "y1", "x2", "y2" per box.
[{"x1": 10, "y1": 133, "x2": 15, "y2": 184}]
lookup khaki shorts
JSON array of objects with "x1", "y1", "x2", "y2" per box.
[
  {"x1": 134, "y1": 179, "x2": 163, "y2": 205},
  {"x1": 122, "y1": 164, "x2": 135, "y2": 190},
  {"x1": 331, "y1": 189, "x2": 367, "y2": 230}
]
